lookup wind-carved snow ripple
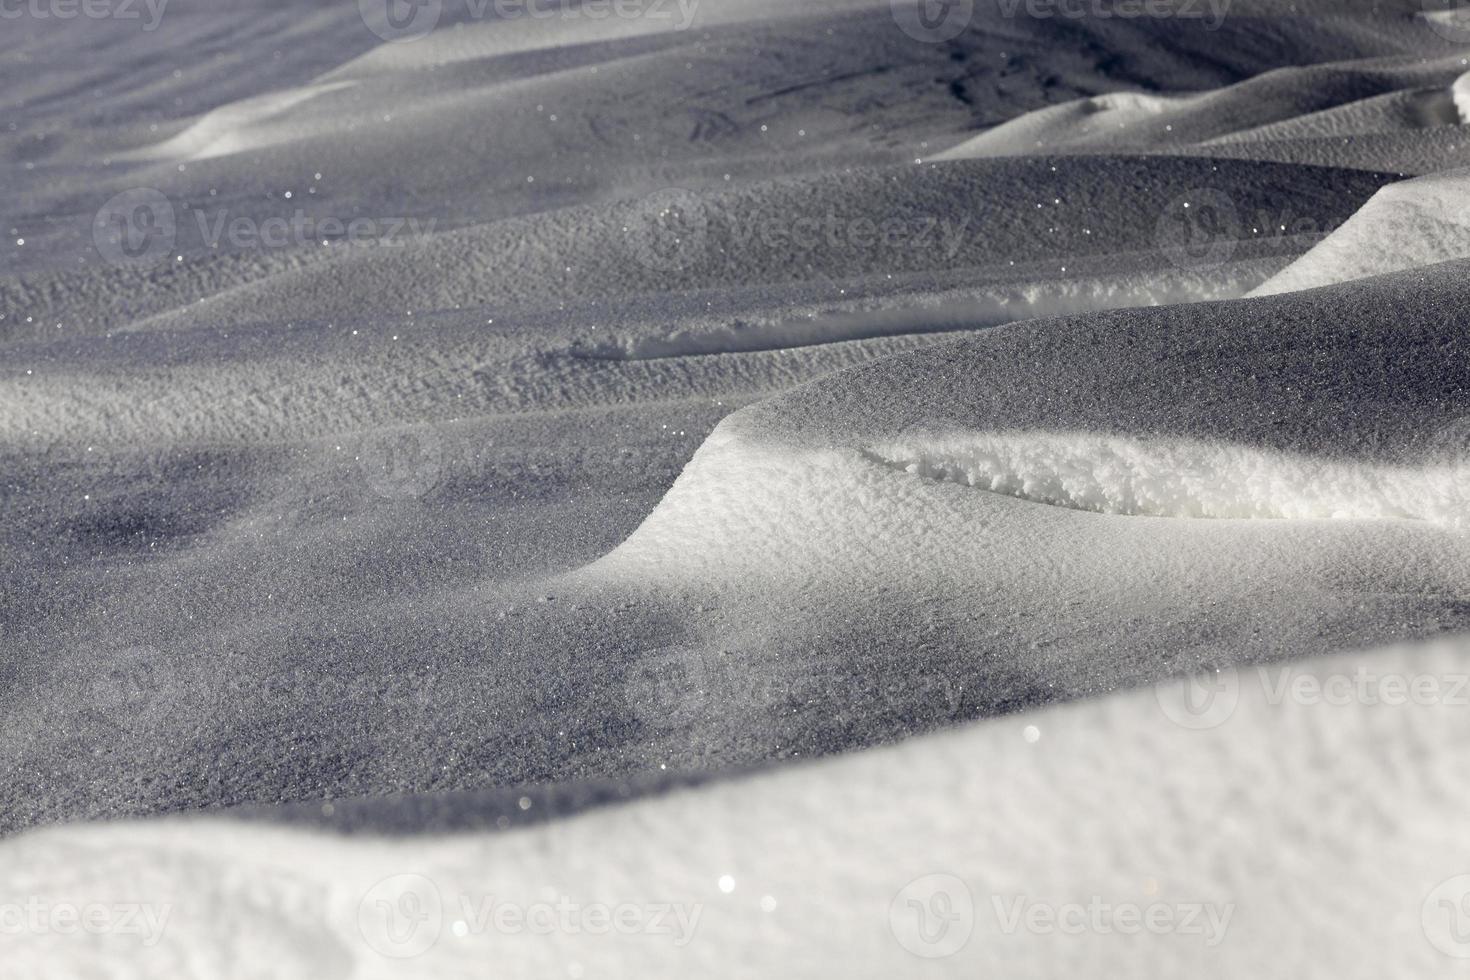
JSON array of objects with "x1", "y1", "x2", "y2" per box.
[{"x1": 866, "y1": 432, "x2": 1470, "y2": 525}]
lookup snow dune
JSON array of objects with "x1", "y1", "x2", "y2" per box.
[
  {"x1": 936, "y1": 54, "x2": 1470, "y2": 162},
  {"x1": 600, "y1": 260, "x2": 1470, "y2": 584},
  {"x1": 1253, "y1": 165, "x2": 1470, "y2": 295},
  {"x1": 124, "y1": 82, "x2": 359, "y2": 162},
  {"x1": 10, "y1": 8, "x2": 1470, "y2": 979},
  {"x1": 5, "y1": 635, "x2": 1470, "y2": 979},
  {"x1": 0, "y1": 155, "x2": 1390, "y2": 352}
]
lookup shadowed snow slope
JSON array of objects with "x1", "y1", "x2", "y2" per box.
[
  {"x1": 6, "y1": 635, "x2": 1470, "y2": 979},
  {"x1": 0, "y1": 155, "x2": 1393, "y2": 348},
  {"x1": 8, "y1": 0, "x2": 1422, "y2": 278},
  {"x1": 930, "y1": 10, "x2": 1470, "y2": 177},
  {"x1": 934, "y1": 47, "x2": 1470, "y2": 161}
]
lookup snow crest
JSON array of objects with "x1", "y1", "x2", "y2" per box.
[{"x1": 868, "y1": 431, "x2": 1470, "y2": 525}]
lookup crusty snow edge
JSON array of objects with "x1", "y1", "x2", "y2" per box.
[{"x1": 868, "y1": 430, "x2": 1470, "y2": 524}]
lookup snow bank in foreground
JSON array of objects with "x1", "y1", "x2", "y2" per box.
[
  {"x1": 5, "y1": 637, "x2": 1470, "y2": 978},
  {"x1": 868, "y1": 431, "x2": 1470, "y2": 524}
]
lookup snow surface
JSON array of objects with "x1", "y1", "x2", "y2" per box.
[
  {"x1": 868, "y1": 430, "x2": 1470, "y2": 523},
  {"x1": 6, "y1": 1, "x2": 1470, "y2": 977},
  {"x1": 1252, "y1": 166, "x2": 1470, "y2": 294},
  {"x1": 6, "y1": 637, "x2": 1470, "y2": 978}
]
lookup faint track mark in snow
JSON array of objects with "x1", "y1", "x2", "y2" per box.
[{"x1": 571, "y1": 266, "x2": 1272, "y2": 360}]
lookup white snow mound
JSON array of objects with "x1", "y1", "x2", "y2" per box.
[
  {"x1": 5, "y1": 636, "x2": 1470, "y2": 979},
  {"x1": 1252, "y1": 166, "x2": 1470, "y2": 295}
]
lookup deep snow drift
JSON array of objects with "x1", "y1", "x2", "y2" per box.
[
  {"x1": 1253, "y1": 165, "x2": 1470, "y2": 294},
  {"x1": 5, "y1": 1, "x2": 1470, "y2": 977}
]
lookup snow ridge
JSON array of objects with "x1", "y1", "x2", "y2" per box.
[{"x1": 868, "y1": 431, "x2": 1470, "y2": 525}]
